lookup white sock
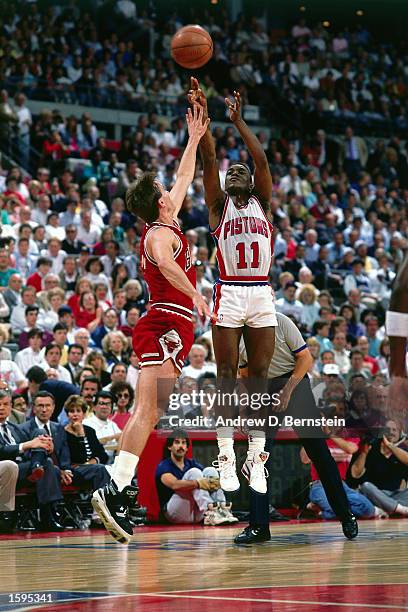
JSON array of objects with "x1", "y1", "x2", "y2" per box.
[
  {"x1": 247, "y1": 430, "x2": 266, "y2": 461},
  {"x1": 113, "y1": 450, "x2": 139, "y2": 492},
  {"x1": 395, "y1": 503, "x2": 408, "y2": 516},
  {"x1": 216, "y1": 426, "x2": 234, "y2": 455}
]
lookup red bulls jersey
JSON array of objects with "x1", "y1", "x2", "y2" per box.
[
  {"x1": 211, "y1": 195, "x2": 274, "y2": 283},
  {"x1": 141, "y1": 220, "x2": 196, "y2": 320}
]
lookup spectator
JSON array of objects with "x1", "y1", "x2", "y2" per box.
[
  {"x1": 182, "y1": 345, "x2": 217, "y2": 380},
  {"x1": 63, "y1": 395, "x2": 111, "y2": 490},
  {"x1": 83, "y1": 391, "x2": 121, "y2": 462},
  {"x1": 275, "y1": 281, "x2": 303, "y2": 321},
  {"x1": 155, "y1": 430, "x2": 236, "y2": 525},
  {"x1": 350, "y1": 420, "x2": 408, "y2": 517},
  {"x1": 110, "y1": 381, "x2": 134, "y2": 430}
]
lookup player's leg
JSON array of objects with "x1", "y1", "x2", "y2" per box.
[
  {"x1": 241, "y1": 325, "x2": 276, "y2": 494},
  {"x1": 92, "y1": 360, "x2": 177, "y2": 544},
  {"x1": 212, "y1": 324, "x2": 242, "y2": 491}
]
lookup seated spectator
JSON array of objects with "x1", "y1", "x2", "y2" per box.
[
  {"x1": 79, "y1": 376, "x2": 101, "y2": 414},
  {"x1": 75, "y1": 291, "x2": 102, "y2": 333},
  {"x1": 298, "y1": 284, "x2": 320, "y2": 331},
  {"x1": 350, "y1": 419, "x2": 408, "y2": 517},
  {"x1": 339, "y1": 303, "x2": 364, "y2": 340},
  {"x1": 103, "y1": 362, "x2": 127, "y2": 392},
  {"x1": 119, "y1": 306, "x2": 140, "y2": 338},
  {"x1": 64, "y1": 344, "x2": 85, "y2": 384},
  {"x1": 0, "y1": 458, "x2": 19, "y2": 531},
  {"x1": 10, "y1": 285, "x2": 37, "y2": 333},
  {"x1": 11, "y1": 394, "x2": 28, "y2": 420},
  {"x1": 102, "y1": 331, "x2": 130, "y2": 367},
  {"x1": 37, "y1": 288, "x2": 66, "y2": 332},
  {"x1": 332, "y1": 330, "x2": 351, "y2": 375},
  {"x1": 345, "y1": 348, "x2": 372, "y2": 384},
  {"x1": 181, "y1": 344, "x2": 217, "y2": 380},
  {"x1": 85, "y1": 351, "x2": 111, "y2": 387},
  {"x1": 356, "y1": 336, "x2": 379, "y2": 376},
  {"x1": 110, "y1": 381, "x2": 134, "y2": 430},
  {"x1": 84, "y1": 256, "x2": 110, "y2": 288},
  {"x1": 15, "y1": 329, "x2": 44, "y2": 374},
  {"x1": 91, "y1": 308, "x2": 119, "y2": 349},
  {"x1": 39, "y1": 342, "x2": 71, "y2": 384},
  {"x1": 275, "y1": 281, "x2": 303, "y2": 321},
  {"x1": 26, "y1": 257, "x2": 52, "y2": 292},
  {"x1": 0, "y1": 390, "x2": 65, "y2": 531},
  {"x1": 3, "y1": 273, "x2": 23, "y2": 312},
  {"x1": 312, "y1": 319, "x2": 333, "y2": 352},
  {"x1": 301, "y1": 422, "x2": 379, "y2": 520},
  {"x1": 155, "y1": 430, "x2": 236, "y2": 525},
  {"x1": 312, "y1": 363, "x2": 341, "y2": 405},
  {"x1": 83, "y1": 391, "x2": 121, "y2": 462},
  {"x1": 63, "y1": 395, "x2": 111, "y2": 490}
]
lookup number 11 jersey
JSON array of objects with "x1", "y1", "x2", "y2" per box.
[{"x1": 211, "y1": 194, "x2": 274, "y2": 284}]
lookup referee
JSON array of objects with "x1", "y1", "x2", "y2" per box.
[{"x1": 235, "y1": 312, "x2": 358, "y2": 544}]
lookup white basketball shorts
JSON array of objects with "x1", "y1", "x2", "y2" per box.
[{"x1": 212, "y1": 283, "x2": 277, "y2": 328}]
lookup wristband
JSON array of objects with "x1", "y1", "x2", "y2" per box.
[{"x1": 386, "y1": 311, "x2": 408, "y2": 337}]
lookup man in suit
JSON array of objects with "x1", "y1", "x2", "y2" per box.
[
  {"x1": 3, "y1": 273, "x2": 23, "y2": 312},
  {"x1": 64, "y1": 344, "x2": 85, "y2": 384},
  {"x1": 24, "y1": 366, "x2": 79, "y2": 420},
  {"x1": 0, "y1": 460, "x2": 19, "y2": 531},
  {"x1": 0, "y1": 389, "x2": 65, "y2": 531}
]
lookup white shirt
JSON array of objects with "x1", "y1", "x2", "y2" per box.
[
  {"x1": 83, "y1": 414, "x2": 121, "y2": 456},
  {"x1": 15, "y1": 347, "x2": 44, "y2": 375},
  {"x1": 39, "y1": 362, "x2": 72, "y2": 383},
  {"x1": 0, "y1": 361, "x2": 25, "y2": 391},
  {"x1": 15, "y1": 105, "x2": 32, "y2": 136},
  {"x1": 41, "y1": 249, "x2": 67, "y2": 275},
  {"x1": 181, "y1": 362, "x2": 217, "y2": 380},
  {"x1": 77, "y1": 224, "x2": 101, "y2": 246}
]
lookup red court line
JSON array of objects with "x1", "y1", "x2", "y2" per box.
[{"x1": 20, "y1": 585, "x2": 408, "y2": 612}]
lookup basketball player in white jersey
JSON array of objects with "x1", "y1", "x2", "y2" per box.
[{"x1": 189, "y1": 78, "x2": 277, "y2": 494}]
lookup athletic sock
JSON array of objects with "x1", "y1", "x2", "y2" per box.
[
  {"x1": 113, "y1": 450, "x2": 139, "y2": 492},
  {"x1": 216, "y1": 426, "x2": 234, "y2": 455},
  {"x1": 247, "y1": 430, "x2": 266, "y2": 461},
  {"x1": 395, "y1": 503, "x2": 408, "y2": 516}
]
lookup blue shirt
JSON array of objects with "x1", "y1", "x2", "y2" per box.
[{"x1": 155, "y1": 457, "x2": 203, "y2": 509}]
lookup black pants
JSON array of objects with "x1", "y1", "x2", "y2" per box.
[
  {"x1": 249, "y1": 374, "x2": 350, "y2": 527},
  {"x1": 72, "y1": 464, "x2": 111, "y2": 490}
]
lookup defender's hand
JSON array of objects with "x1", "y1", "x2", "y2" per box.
[
  {"x1": 225, "y1": 90, "x2": 242, "y2": 123},
  {"x1": 186, "y1": 104, "x2": 210, "y2": 143}
]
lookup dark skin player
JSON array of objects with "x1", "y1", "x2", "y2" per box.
[
  {"x1": 188, "y1": 78, "x2": 275, "y2": 396},
  {"x1": 387, "y1": 253, "x2": 408, "y2": 415}
]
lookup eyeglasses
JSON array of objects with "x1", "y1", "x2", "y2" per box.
[
  {"x1": 117, "y1": 392, "x2": 130, "y2": 399},
  {"x1": 97, "y1": 402, "x2": 112, "y2": 407}
]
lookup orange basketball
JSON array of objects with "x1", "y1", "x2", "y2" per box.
[{"x1": 171, "y1": 25, "x2": 213, "y2": 69}]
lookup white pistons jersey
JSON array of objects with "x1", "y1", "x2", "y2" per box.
[{"x1": 211, "y1": 194, "x2": 274, "y2": 284}]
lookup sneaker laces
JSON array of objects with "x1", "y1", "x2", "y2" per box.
[
  {"x1": 212, "y1": 455, "x2": 236, "y2": 479},
  {"x1": 250, "y1": 461, "x2": 269, "y2": 479}
]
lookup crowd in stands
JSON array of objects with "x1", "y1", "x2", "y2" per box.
[{"x1": 0, "y1": 2, "x2": 407, "y2": 531}]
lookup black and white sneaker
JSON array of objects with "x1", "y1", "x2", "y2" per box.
[{"x1": 92, "y1": 480, "x2": 138, "y2": 544}]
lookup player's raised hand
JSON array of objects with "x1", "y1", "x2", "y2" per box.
[
  {"x1": 225, "y1": 90, "x2": 242, "y2": 123},
  {"x1": 188, "y1": 77, "x2": 208, "y2": 117},
  {"x1": 186, "y1": 103, "x2": 210, "y2": 142}
]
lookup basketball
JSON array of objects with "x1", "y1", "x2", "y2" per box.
[{"x1": 171, "y1": 25, "x2": 213, "y2": 69}]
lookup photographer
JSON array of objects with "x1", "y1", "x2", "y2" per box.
[
  {"x1": 350, "y1": 419, "x2": 408, "y2": 517},
  {"x1": 301, "y1": 397, "x2": 380, "y2": 519}
]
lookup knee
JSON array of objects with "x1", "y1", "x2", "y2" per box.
[
  {"x1": 360, "y1": 482, "x2": 374, "y2": 495},
  {"x1": 217, "y1": 363, "x2": 237, "y2": 380},
  {"x1": 202, "y1": 466, "x2": 218, "y2": 479},
  {"x1": 3, "y1": 460, "x2": 18, "y2": 477},
  {"x1": 248, "y1": 363, "x2": 270, "y2": 378},
  {"x1": 183, "y1": 468, "x2": 203, "y2": 480}
]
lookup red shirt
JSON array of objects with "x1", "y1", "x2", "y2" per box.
[
  {"x1": 26, "y1": 272, "x2": 43, "y2": 292},
  {"x1": 75, "y1": 309, "x2": 97, "y2": 328},
  {"x1": 311, "y1": 437, "x2": 359, "y2": 481},
  {"x1": 111, "y1": 412, "x2": 131, "y2": 430}
]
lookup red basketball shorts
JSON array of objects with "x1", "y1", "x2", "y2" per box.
[{"x1": 132, "y1": 309, "x2": 194, "y2": 373}]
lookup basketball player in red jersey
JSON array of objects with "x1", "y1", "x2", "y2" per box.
[
  {"x1": 92, "y1": 105, "x2": 211, "y2": 544},
  {"x1": 189, "y1": 78, "x2": 278, "y2": 495}
]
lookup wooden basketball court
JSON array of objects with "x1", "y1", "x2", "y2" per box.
[{"x1": 0, "y1": 518, "x2": 407, "y2": 611}]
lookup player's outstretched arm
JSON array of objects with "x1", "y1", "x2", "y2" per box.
[
  {"x1": 225, "y1": 90, "x2": 272, "y2": 204},
  {"x1": 170, "y1": 104, "x2": 210, "y2": 218},
  {"x1": 150, "y1": 226, "x2": 210, "y2": 318},
  {"x1": 188, "y1": 77, "x2": 224, "y2": 220},
  {"x1": 387, "y1": 252, "x2": 408, "y2": 378}
]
